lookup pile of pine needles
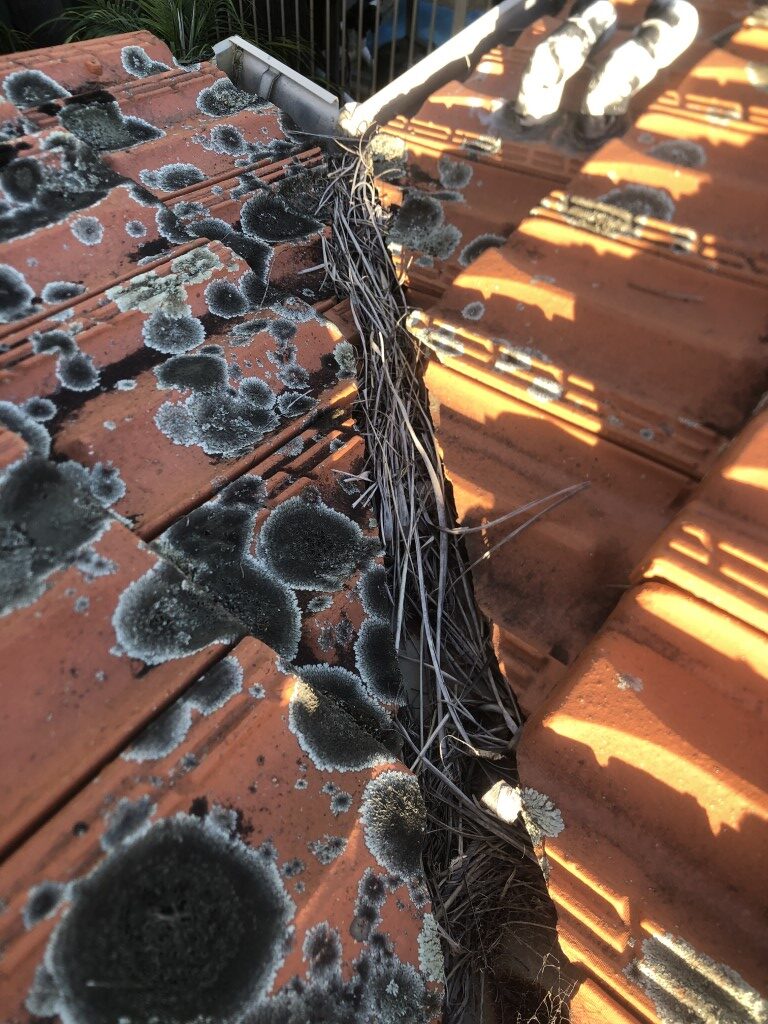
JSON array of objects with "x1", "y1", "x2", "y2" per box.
[{"x1": 320, "y1": 141, "x2": 574, "y2": 1022}]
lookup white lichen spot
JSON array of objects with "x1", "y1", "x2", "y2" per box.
[
  {"x1": 617, "y1": 672, "x2": 643, "y2": 693},
  {"x1": 418, "y1": 913, "x2": 445, "y2": 983},
  {"x1": 521, "y1": 788, "x2": 564, "y2": 843}
]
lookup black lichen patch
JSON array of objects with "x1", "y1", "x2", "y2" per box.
[
  {"x1": 334, "y1": 340, "x2": 357, "y2": 380},
  {"x1": 88, "y1": 462, "x2": 126, "y2": 505},
  {"x1": 209, "y1": 124, "x2": 247, "y2": 154},
  {"x1": 288, "y1": 665, "x2": 400, "y2": 772},
  {"x1": 360, "y1": 771, "x2": 426, "y2": 880},
  {"x1": 71, "y1": 214, "x2": 103, "y2": 245},
  {"x1": 57, "y1": 350, "x2": 101, "y2": 391},
  {"x1": 351, "y1": 869, "x2": 388, "y2": 941},
  {"x1": 140, "y1": 162, "x2": 206, "y2": 192},
  {"x1": 2, "y1": 69, "x2": 69, "y2": 108},
  {"x1": 257, "y1": 493, "x2": 378, "y2": 592},
  {"x1": 123, "y1": 655, "x2": 243, "y2": 761},
  {"x1": 240, "y1": 192, "x2": 323, "y2": 243},
  {"x1": 0, "y1": 135, "x2": 123, "y2": 244},
  {"x1": 359, "y1": 565, "x2": 390, "y2": 622},
  {"x1": 308, "y1": 834, "x2": 347, "y2": 865},
  {"x1": 156, "y1": 478, "x2": 302, "y2": 661},
  {"x1": 2, "y1": 155, "x2": 42, "y2": 202},
  {"x1": 197, "y1": 78, "x2": 262, "y2": 117},
  {"x1": 648, "y1": 138, "x2": 706, "y2": 168},
  {"x1": 245, "y1": 933, "x2": 437, "y2": 1024},
  {"x1": 389, "y1": 190, "x2": 461, "y2": 260},
  {"x1": 154, "y1": 349, "x2": 280, "y2": 457},
  {"x1": 23, "y1": 881, "x2": 68, "y2": 929},
  {"x1": 142, "y1": 309, "x2": 205, "y2": 354},
  {"x1": 354, "y1": 619, "x2": 403, "y2": 705},
  {"x1": 277, "y1": 363, "x2": 310, "y2": 390},
  {"x1": 32, "y1": 328, "x2": 77, "y2": 357},
  {"x1": 101, "y1": 795, "x2": 156, "y2": 851},
  {"x1": 30, "y1": 813, "x2": 294, "y2": 1024},
  {"x1": 59, "y1": 98, "x2": 164, "y2": 152},
  {"x1": 205, "y1": 278, "x2": 249, "y2": 318},
  {"x1": 112, "y1": 561, "x2": 242, "y2": 665},
  {"x1": 126, "y1": 218, "x2": 147, "y2": 237},
  {"x1": 462, "y1": 300, "x2": 485, "y2": 321},
  {"x1": 22, "y1": 396, "x2": 56, "y2": 423},
  {"x1": 599, "y1": 184, "x2": 676, "y2": 221},
  {"x1": 303, "y1": 922, "x2": 342, "y2": 978},
  {"x1": 75, "y1": 546, "x2": 116, "y2": 580},
  {"x1": 186, "y1": 656, "x2": 243, "y2": 715},
  {"x1": 437, "y1": 156, "x2": 472, "y2": 190},
  {"x1": 41, "y1": 280, "x2": 85, "y2": 304},
  {"x1": 277, "y1": 391, "x2": 318, "y2": 419},
  {"x1": 458, "y1": 232, "x2": 505, "y2": 268},
  {"x1": 121, "y1": 45, "x2": 171, "y2": 79},
  {"x1": 123, "y1": 700, "x2": 193, "y2": 762},
  {"x1": 0, "y1": 456, "x2": 109, "y2": 617},
  {"x1": 0, "y1": 263, "x2": 36, "y2": 322},
  {"x1": 306, "y1": 594, "x2": 333, "y2": 614},
  {"x1": 0, "y1": 399, "x2": 51, "y2": 455}
]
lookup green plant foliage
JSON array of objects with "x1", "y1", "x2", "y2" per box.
[
  {"x1": 0, "y1": 20, "x2": 32, "y2": 56},
  {"x1": 60, "y1": 0, "x2": 315, "y2": 70}
]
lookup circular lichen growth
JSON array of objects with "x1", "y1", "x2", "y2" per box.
[
  {"x1": 28, "y1": 815, "x2": 294, "y2": 1024},
  {"x1": 599, "y1": 184, "x2": 676, "y2": 221},
  {"x1": 359, "y1": 564, "x2": 390, "y2": 621},
  {"x1": 140, "y1": 163, "x2": 205, "y2": 193},
  {"x1": 360, "y1": 771, "x2": 427, "y2": 880},
  {"x1": 648, "y1": 138, "x2": 706, "y2": 169},
  {"x1": 142, "y1": 310, "x2": 205, "y2": 354},
  {"x1": 354, "y1": 618, "x2": 403, "y2": 705},
  {"x1": 2, "y1": 156, "x2": 43, "y2": 203},
  {"x1": 0, "y1": 263, "x2": 35, "y2": 322},
  {"x1": 71, "y1": 216, "x2": 103, "y2": 246},
  {"x1": 257, "y1": 493, "x2": 377, "y2": 592},
  {"x1": 3, "y1": 69, "x2": 69, "y2": 108},
  {"x1": 288, "y1": 665, "x2": 401, "y2": 772},
  {"x1": 205, "y1": 279, "x2": 248, "y2": 318}
]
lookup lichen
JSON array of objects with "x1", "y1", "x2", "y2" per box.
[
  {"x1": 599, "y1": 184, "x2": 676, "y2": 221},
  {"x1": 26, "y1": 812, "x2": 295, "y2": 1024},
  {"x1": 124, "y1": 657, "x2": 243, "y2": 762},
  {"x1": 359, "y1": 771, "x2": 426, "y2": 880},
  {"x1": 121, "y1": 45, "x2": 170, "y2": 79},
  {"x1": 288, "y1": 665, "x2": 400, "y2": 772},
  {"x1": 0, "y1": 263, "x2": 36, "y2": 322},
  {"x1": 437, "y1": 156, "x2": 472, "y2": 190},
  {"x1": 626, "y1": 932, "x2": 768, "y2": 1024},
  {"x1": 458, "y1": 233, "x2": 505, "y2": 268},
  {"x1": 154, "y1": 477, "x2": 302, "y2": 661},
  {"x1": 418, "y1": 914, "x2": 445, "y2": 983},
  {"x1": 154, "y1": 350, "x2": 281, "y2": 458},
  {"x1": 257, "y1": 492, "x2": 378, "y2": 592}
]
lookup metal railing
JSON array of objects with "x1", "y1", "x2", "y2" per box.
[{"x1": 237, "y1": 0, "x2": 500, "y2": 101}]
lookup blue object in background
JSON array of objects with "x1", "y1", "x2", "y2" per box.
[{"x1": 371, "y1": 2, "x2": 485, "y2": 51}]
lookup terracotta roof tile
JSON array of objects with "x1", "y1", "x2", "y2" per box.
[
  {"x1": 0, "y1": 635, "x2": 440, "y2": 1023},
  {"x1": 411, "y1": 210, "x2": 768, "y2": 477},
  {"x1": 637, "y1": 408, "x2": 768, "y2": 634},
  {"x1": 424, "y1": 362, "x2": 689, "y2": 683},
  {"x1": 0, "y1": 34, "x2": 440, "y2": 1018},
  {"x1": 0, "y1": 32, "x2": 176, "y2": 138},
  {"x1": 517, "y1": 581, "x2": 768, "y2": 1020}
]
